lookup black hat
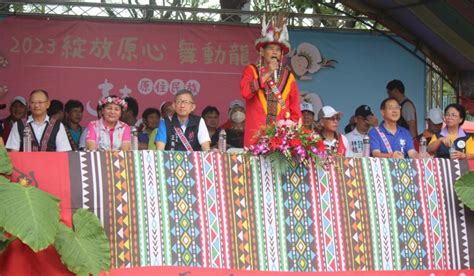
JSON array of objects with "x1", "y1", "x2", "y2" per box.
[{"x1": 354, "y1": 105, "x2": 374, "y2": 118}]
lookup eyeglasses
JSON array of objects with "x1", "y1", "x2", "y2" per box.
[
  {"x1": 385, "y1": 106, "x2": 401, "y2": 111},
  {"x1": 175, "y1": 100, "x2": 194, "y2": 106},
  {"x1": 324, "y1": 117, "x2": 341, "y2": 122},
  {"x1": 30, "y1": 101, "x2": 48, "y2": 106},
  {"x1": 444, "y1": 113, "x2": 460, "y2": 118}
]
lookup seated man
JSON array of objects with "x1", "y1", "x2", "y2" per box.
[
  {"x1": 202, "y1": 106, "x2": 220, "y2": 148},
  {"x1": 226, "y1": 103, "x2": 245, "y2": 148},
  {"x1": 64, "y1": 99, "x2": 84, "y2": 151},
  {"x1": 1, "y1": 96, "x2": 28, "y2": 143},
  {"x1": 318, "y1": 105, "x2": 353, "y2": 157},
  {"x1": 155, "y1": 89, "x2": 210, "y2": 151},
  {"x1": 6, "y1": 89, "x2": 71, "y2": 152},
  {"x1": 414, "y1": 107, "x2": 443, "y2": 151},
  {"x1": 346, "y1": 105, "x2": 378, "y2": 157},
  {"x1": 138, "y1": 107, "x2": 160, "y2": 149},
  {"x1": 301, "y1": 102, "x2": 316, "y2": 131},
  {"x1": 368, "y1": 98, "x2": 418, "y2": 159}
]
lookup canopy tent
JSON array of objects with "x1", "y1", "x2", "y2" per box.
[{"x1": 339, "y1": 0, "x2": 474, "y2": 88}]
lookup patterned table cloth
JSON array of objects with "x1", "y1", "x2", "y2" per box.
[
  {"x1": 5, "y1": 151, "x2": 474, "y2": 275},
  {"x1": 58, "y1": 151, "x2": 473, "y2": 272}
]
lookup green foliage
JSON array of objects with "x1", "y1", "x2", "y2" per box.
[
  {"x1": 0, "y1": 228, "x2": 15, "y2": 254},
  {"x1": 0, "y1": 178, "x2": 60, "y2": 252},
  {"x1": 55, "y1": 209, "x2": 111, "y2": 276},
  {"x1": 454, "y1": 171, "x2": 474, "y2": 211},
  {"x1": 0, "y1": 146, "x2": 12, "y2": 175}
]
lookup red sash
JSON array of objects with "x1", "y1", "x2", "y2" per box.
[{"x1": 174, "y1": 126, "x2": 193, "y2": 152}]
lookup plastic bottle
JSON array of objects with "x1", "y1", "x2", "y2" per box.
[
  {"x1": 22, "y1": 125, "x2": 32, "y2": 152},
  {"x1": 419, "y1": 136, "x2": 427, "y2": 157},
  {"x1": 170, "y1": 134, "x2": 176, "y2": 150},
  {"x1": 362, "y1": 135, "x2": 370, "y2": 157},
  {"x1": 218, "y1": 129, "x2": 227, "y2": 152},
  {"x1": 131, "y1": 127, "x2": 138, "y2": 151}
]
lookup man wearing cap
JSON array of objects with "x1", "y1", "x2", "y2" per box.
[
  {"x1": 0, "y1": 96, "x2": 28, "y2": 143},
  {"x1": 368, "y1": 98, "x2": 418, "y2": 159},
  {"x1": 414, "y1": 107, "x2": 443, "y2": 151},
  {"x1": 346, "y1": 105, "x2": 378, "y2": 157},
  {"x1": 240, "y1": 15, "x2": 301, "y2": 147},
  {"x1": 318, "y1": 105, "x2": 353, "y2": 157},
  {"x1": 6, "y1": 89, "x2": 71, "y2": 152},
  {"x1": 220, "y1": 99, "x2": 245, "y2": 130},
  {"x1": 300, "y1": 102, "x2": 316, "y2": 131}
]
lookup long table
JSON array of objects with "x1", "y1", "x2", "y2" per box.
[{"x1": 1, "y1": 151, "x2": 473, "y2": 275}]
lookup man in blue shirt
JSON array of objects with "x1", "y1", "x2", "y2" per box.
[
  {"x1": 368, "y1": 98, "x2": 419, "y2": 159},
  {"x1": 155, "y1": 89, "x2": 210, "y2": 151}
]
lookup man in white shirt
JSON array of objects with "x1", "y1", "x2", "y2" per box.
[
  {"x1": 6, "y1": 89, "x2": 71, "y2": 152},
  {"x1": 346, "y1": 105, "x2": 378, "y2": 157}
]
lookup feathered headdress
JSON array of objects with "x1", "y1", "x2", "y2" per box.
[{"x1": 255, "y1": 13, "x2": 291, "y2": 54}]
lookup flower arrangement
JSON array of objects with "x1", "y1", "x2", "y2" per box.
[
  {"x1": 99, "y1": 96, "x2": 128, "y2": 110},
  {"x1": 247, "y1": 120, "x2": 326, "y2": 171}
]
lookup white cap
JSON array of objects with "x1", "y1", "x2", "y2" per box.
[
  {"x1": 300, "y1": 102, "x2": 314, "y2": 113},
  {"x1": 318, "y1": 105, "x2": 343, "y2": 121},
  {"x1": 11, "y1": 96, "x2": 26, "y2": 106},
  {"x1": 426, "y1": 107, "x2": 443, "y2": 124},
  {"x1": 228, "y1": 99, "x2": 245, "y2": 117}
]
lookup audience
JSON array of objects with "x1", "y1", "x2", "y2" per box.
[
  {"x1": 301, "y1": 102, "x2": 316, "y2": 131},
  {"x1": 0, "y1": 96, "x2": 28, "y2": 143},
  {"x1": 64, "y1": 100, "x2": 84, "y2": 151},
  {"x1": 6, "y1": 90, "x2": 71, "y2": 152},
  {"x1": 368, "y1": 98, "x2": 418, "y2": 159},
  {"x1": 427, "y1": 104, "x2": 473, "y2": 159},
  {"x1": 139, "y1": 107, "x2": 160, "y2": 150},
  {"x1": 226, "y1": 102, "x2": 245, "y2": 148},
  {"x1": 121, "y1": 96, "x2": 139, "y2": 127},
  {"x1": 155, "y1": 89, "x2": 210, "y2": 151},
  {"x1": 86, "y1": 95, "x2": 131, "y2": 151},
  {"x1": 346, "y1": 105, "x2": 378, "y2": 157},
  {"x1": 318, "y1": 106, "x2": 353, "y2": 157},
  {"x1": 219, "y1": 99, "x2": 244, "y2": 130},
  {"x1": 48, "y1": 99, "x2": 64, "y2": 122},
  {"x1": 160, "y1": 101, "x2": 175, "y2": 120},
  {"x1": 386, "y1": 79, "x2": 418, "y2": 138},
  {"x1": 415, "y1": 107, "x2": 443, "y2": 151},
  {"x1": 202, "y1": 106, "x2": 220, "y2": 148}
]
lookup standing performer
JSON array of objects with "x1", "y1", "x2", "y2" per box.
[{"x1": 240, "y1": 14, "x2": 301, "y2": 147}]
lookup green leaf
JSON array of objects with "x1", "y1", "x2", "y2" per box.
[
  {"x1": 454, "y1": 171, "x2": 474, "y2": 211},
  {"x1": 0, "y1": 179, "x2": 60, "y2": 252},
  {"x1": 54, "y1": 209, "x2": 111, "y2": 276},
  {"x1": 0, "y1": 227, "x2": 16, "y2": 254},
  {"x1": 0, "y1": 146, "x2": 12, "y2": 175}
]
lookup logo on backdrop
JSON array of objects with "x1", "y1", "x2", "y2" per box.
[
  {"x1": 0, "y1": 51, "x2": 8, "y2": 99},
  {"x1": 287, "y1": 42, "x2": 336, "y2": 80}
]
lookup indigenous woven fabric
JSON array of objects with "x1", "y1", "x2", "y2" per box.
[{"x1": 69, "y1": 152, "x2": 473, "y2": 271}]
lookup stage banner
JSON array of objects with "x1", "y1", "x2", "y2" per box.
[{"x1": 0, "y1": 16, "x2": 259, "y2": 122}]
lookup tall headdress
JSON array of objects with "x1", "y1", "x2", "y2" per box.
[{"x1": 255, "y1": 13, "x2": 291, "y2": 55}]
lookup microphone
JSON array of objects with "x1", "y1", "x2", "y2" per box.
[{"x1": 272, "y1": 57, "x2": 279, "y2": 81}]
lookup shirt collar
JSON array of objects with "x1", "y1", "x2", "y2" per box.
[
  {"x1": 27, "y1": 115, "x2": 50, "y2": 124},
  {"x1": 440, "y1": 126, "x2": 466, "y2": 138},
  {"x1": 380, "y1": 121, "x2": 401, "y2": 136},
  {"x1": 99, "y1": 118, "x2": 126, "y2": 130}
]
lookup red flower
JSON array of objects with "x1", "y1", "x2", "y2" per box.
[
  {"x1": 303, "y1": 128, "x2": 312, "y2": 134},
  {"x1": 270, "y1": 137, "x2": 283, "y2": 150},
  {"x1": 317, "y1": 139, "x2": 326, "y2": 152},
  {"x1": 289, "y1": 138, "x2": 302, "y2": 147}
]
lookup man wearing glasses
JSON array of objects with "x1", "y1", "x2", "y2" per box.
[
  {"x1": 6, "y1": 89, "x2": 71, "y2": 152},
  {"x1": 368, "y1": 98, "x2": 419, "y2": 159},
  {"x1": 155, "y1": 89, "x2": 210, "y2": 151},
  {"x1": 318, "y1": 105, "x2": 353, "y2": 157}
]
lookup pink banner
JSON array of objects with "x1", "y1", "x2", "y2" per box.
[{"x1": 0, "y1": 17, "x2": 259, "y2": 123}]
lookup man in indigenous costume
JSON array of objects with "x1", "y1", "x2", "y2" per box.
[{"x1": 240, "y1": 14, "x2": 301, "y2": 147}]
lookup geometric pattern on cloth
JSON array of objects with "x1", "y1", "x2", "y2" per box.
[{"x1": 69, "y1": 152, "x2": 472, "y2": 271}]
